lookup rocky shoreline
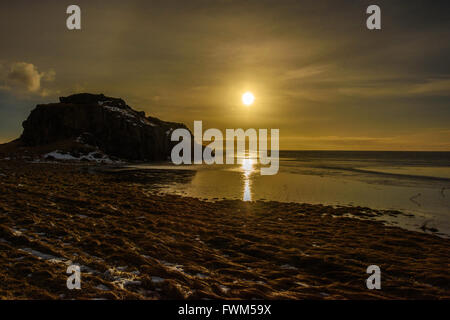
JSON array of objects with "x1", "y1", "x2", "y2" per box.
[{"x1": 0, "y1": 161, "x2": 449, "y2": 299}]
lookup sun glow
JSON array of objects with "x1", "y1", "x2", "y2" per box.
[{"x1": 242, "y1": 92, "x2": 255, "y2": 106}]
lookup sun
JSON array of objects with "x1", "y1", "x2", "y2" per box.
[{"x1": 242, "y1": 92, "x2": 255, "y2": 106}]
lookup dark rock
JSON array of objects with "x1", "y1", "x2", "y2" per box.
[
  {"x1": 77, "y1": 132, "x2": 98, "y2": 146},
  {"x1": 59, "y1": 93, "x2": 125, "y2": 107},
  {"x1": 20, "y1": 93, "x2": 190, "y2": 161}
]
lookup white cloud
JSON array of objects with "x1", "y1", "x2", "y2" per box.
[
  {"x1": 0, "y1": 61, "x2": 55, "y2": 96},
  {"x1": 7, "y1": 62, "x2": 41, "y2": 92}
]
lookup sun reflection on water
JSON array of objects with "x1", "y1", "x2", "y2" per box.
[{"x1": 241, "y1": 157, "x2": 254, "y2": 201}]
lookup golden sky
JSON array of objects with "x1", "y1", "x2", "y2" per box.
[{"x1": 0, "y1": 0, "x2": 449, "y2": 150}]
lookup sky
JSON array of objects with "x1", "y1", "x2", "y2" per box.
[{"x1": 0, "y1": 0, "x2": 449, "y2": 150}]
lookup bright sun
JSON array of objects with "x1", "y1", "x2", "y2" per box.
[{"x1": 242, "y1": 92, "x2": 255, "y2": 106}]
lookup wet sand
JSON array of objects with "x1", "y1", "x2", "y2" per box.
[{"x1": 0, "y1": 161, "x2": 449, "y2": 299}]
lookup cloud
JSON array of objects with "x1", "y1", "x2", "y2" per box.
[
  {"x1": 337, "y1": 78, "x2": 450, "y2": 98},
  {"x1": 410, "y1": 79, "x2": 450, "y2": 96},
  {"x1": 282, "y1": 65, "x2": 330, "y2": 81},
  {"x1": 7, "y1": 62, "x2": 41, "y2": 92},
  {"x1": 283, "y1": 130, "x2": 450, "y2": 151},
  {"x1": 41, "y1": 69, "x2": 56, "y2": 82},
  {"x1": 0, "y1": 62, "x2": 55, "y2": 96}
]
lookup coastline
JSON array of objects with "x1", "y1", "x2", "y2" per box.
[{"x1": 0, "y1": 161, "x2": 449, "y2": 299}]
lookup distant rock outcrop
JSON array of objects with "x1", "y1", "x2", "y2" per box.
[{"x1": 19, "y1": 93, "x2": 189, "y2": 161}]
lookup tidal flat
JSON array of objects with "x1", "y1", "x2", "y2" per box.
[{"x1": 0, "y1": 161, "x2": 448, "y2": 299}]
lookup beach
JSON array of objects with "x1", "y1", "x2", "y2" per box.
[{"x1": 0, "y1": 160, "x2": 448, "y2": 299}]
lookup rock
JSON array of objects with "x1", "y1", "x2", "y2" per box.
[{"x1": 19, "y1": 93, "x2": 190, "y2": 161}]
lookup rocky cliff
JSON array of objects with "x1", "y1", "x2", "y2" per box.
[{"x1": 19, "y1": 93, "x2": 188, "y2": 161}]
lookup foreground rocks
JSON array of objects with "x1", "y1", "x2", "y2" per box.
[
  {"x1": 18, "y1": 93, "x2": 189, "y2": 161},
  {"x1": 0, "y1": 161, "x2": 448, "y2": 299}
]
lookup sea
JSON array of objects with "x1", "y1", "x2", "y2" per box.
[{"x1": 129, "y1": 151, "x2": 450, "y2": 237}]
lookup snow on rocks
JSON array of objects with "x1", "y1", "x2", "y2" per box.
[
  {"x1": 95, "y1": 284, "x2": 111, "y2": 291},
  {"x1": 44, "y1": 150, "x2": 122, "y2": 164},
  {"x1": 103, "y1": 105, "x2": 136, "y2": 119},
  {"x1": 104, "y1": 267, "x2": 143, "y2": 290},
  {"x1": 151, "y1": 276, "x2": 165, "y2": 283},
  {"x1": 101, "y1": 102, "x2": 157, "y2": 128},
  {"x1": 19, "y1": 93, "x2": 188, "y2": 161},
  {"x1": 44, "y1": 151, "x2": 78, "y2": 161},
  {"x1": 19, "y1": 248, "x2": 70, "y2": 265}
]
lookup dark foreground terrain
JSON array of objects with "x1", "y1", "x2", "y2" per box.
[{"x1": 0, "y1": 161, "x2": 448, "y2": 299}]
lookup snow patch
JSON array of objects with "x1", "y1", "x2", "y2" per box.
[
  {"x1": 20, "y1": 248, "x2": 69, "y2": 264},
  {"x1": 160, "y1": 260, "x2": 184, "y2": 273},
  {"x1": 140, "y1": 118, "x2": 157, "y2": 127},
  {"x1": 219, "y1": 285, "x2": 230, "y2": 293},
  {"x1": 104, "y1": 267, "x2": 142, "y2": 290},
  {"x1": 101, "y1": 102, "x2": 158, "y2": 128},
  {"x1": 95, "y1": 284, "x2": 111, "y2": 291},
  {"x1": 11, "y1": 228, "x2": 23, "y2": 236},
  {"x1": 103, "y1": 105, "x2": 135, "y2": 119},
  {"x1": 280, "y1": 264, "x2": 298, "y2": 270},
  {"x1": 44, "y1": 151, "x2": 77, "y2": 160},
  {"x1": 44, "y1": 150, "x2": 122, "y2": 164},
  {"x1": 151, "y1": 276, "x2": 165, "y2": 283}
]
